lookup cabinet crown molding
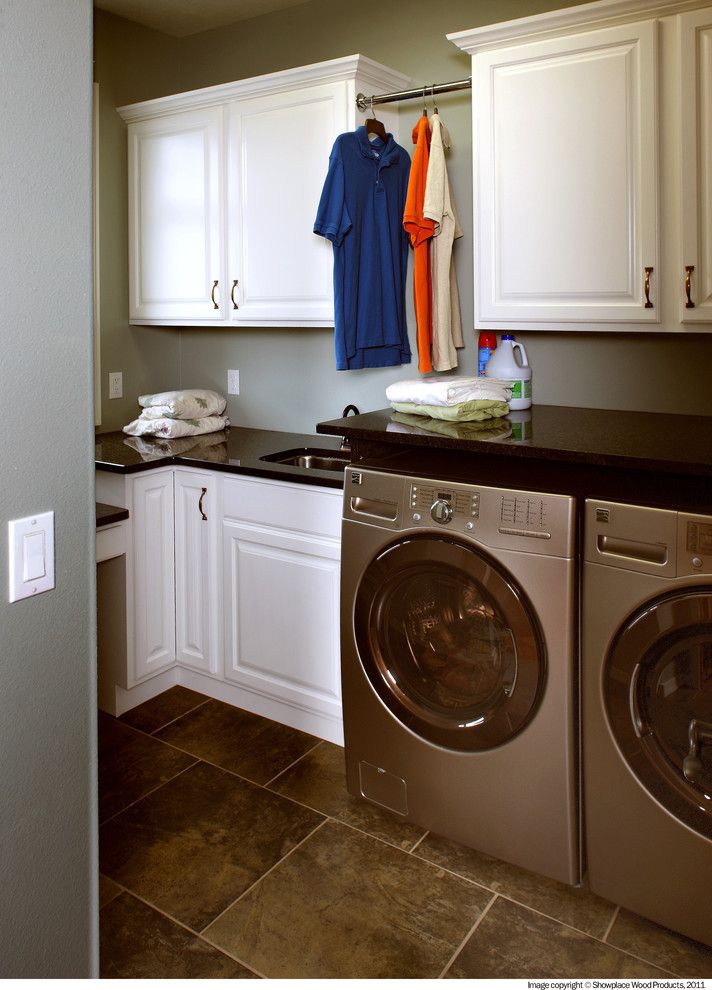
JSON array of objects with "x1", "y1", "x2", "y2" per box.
[
  {"x1": 448, "y1": 0, "x2": 710, "y2": 53},
  {"x1": 117, "y1": 54, "x2": 411, "y2": 122}
]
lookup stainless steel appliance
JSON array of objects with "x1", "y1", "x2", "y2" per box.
[
  {"x1": 583, "y1": 499, "x2": 712, "y2": 946},
  {"x1": 341, "y1": 467, "x2": 578, "y2": 885}
]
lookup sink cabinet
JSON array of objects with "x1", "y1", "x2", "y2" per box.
[
  {"x1": 118, "y1": 55, "x2": 409, "y2": 328},
  {"x1": 222, "y1": 476, "x2": 342, "y2": 737},
  {"x1": 96, "y1": 465, "x2": 343, "y2": 743},
  {"x1": 449, "y1": 0, "x2": 712, "y2": 333}
]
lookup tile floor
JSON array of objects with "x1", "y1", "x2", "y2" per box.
[{"x1": 99, "y1": 686, "x2": 712, "y2": 979}]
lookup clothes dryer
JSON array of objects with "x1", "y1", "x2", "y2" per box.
[
  {"x1": 341, "y1": 467, "x2": 578, "y2": 885},
  {"x1": 583, "y1": 499, "x2": 712, "y2": 946}
]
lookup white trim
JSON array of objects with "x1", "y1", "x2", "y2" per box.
[
  {"x1": 93, "y1": 81, "x2": 101, "y2": 427},
  {"x1": 117, "y1": 54, "x2": 411, "y2": 123},
  {"x1": 447, "y1": 0, "x2": 712, "y2": 54}
]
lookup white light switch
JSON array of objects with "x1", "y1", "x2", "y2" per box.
[{"x1": 8, "y1": 511, "x2": 55, "y2": 603}]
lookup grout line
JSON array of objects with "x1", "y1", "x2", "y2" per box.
[
  {"x1": 408, "y1": 830, "x2": 429, "y2": 854},
  {"x1": 148, "y1": 697, "x2": 211, "y2": 735},
  {"x1": 437, "y1": 893, "x2": 498, "y2": 979},
  {"x1": 601, "y1": 904, "x2": 620, "y2": 943},
  {"x1": 100, "y1": 884, "x2": 266, "y2": 978},
  {"x1": 331, "y1": 815, "x2": 434, "y2": 856},
  {"x1": 263, "y1": 738, "x2": 324, "y2": 789},
  {"x1": 199, "y1": 817, "x2": 330, "y2": 937},
  {"x1": 98, "y1": 758, "x2": 200, "y2": 827}
]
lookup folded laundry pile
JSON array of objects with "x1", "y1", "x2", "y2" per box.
[
  {"x1": 388, "y1": 412, "x2": 513, "y2": 441},
  {"x1": 123, "y1": 389, "x2": 229, "y2": 438},
  {"x1": 386, "y1": 375, "x2": 512, "y2": 422}
]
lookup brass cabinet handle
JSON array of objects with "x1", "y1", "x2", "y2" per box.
[
  {"x1": 685, "y1": 265, "x2": 695, "y2": 308},
  {"x1": 231, "y1": 279, "x2": 239, "y2": 310},
  {"x1": 198, "y1": 487, "x2": 208, "y2": 521},
  {"x1": 644, "y1": 266, "x2": 654, "y2": 309},
  {"x1": 211, "y1": 280, "x2": 219, "y2": 310}
]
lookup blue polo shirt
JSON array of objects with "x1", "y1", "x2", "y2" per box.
[{"x1": 314, "y1": 126, "x2": 412, "y2": 370}]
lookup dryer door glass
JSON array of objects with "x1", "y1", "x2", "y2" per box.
[
  {"x1": 354, "y1": 534, "x2": 546, "y2": 751},
  {"x1": 605, "y1": 588, "x2": 712, "y2": 839}
]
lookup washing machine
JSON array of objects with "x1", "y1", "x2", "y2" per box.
[
  {"x1": 583, "y1": 499, "x2": 712, "y2": 946},
  {"x1": 340, "y1": 466, "x2": 579, "y2": 886}
]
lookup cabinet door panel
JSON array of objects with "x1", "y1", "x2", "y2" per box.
[
  {"x1": 174, "y1": 470, "x2": 220, "y2": 675},
  {"x1": 129, "y1": 108, "x2": 225, "y2": 322},
  {"x1": 679, "y1": 9, "x2": 712, "y2": 322},
  {"x1": 131, "y1": 470, "x2": 175, "y2": 682},
  {"x1": 228, "y1": 83, "x2": 347, "y2": 325},
  {"x1": 475, "y1": 20, "x2": 658, "y2": 324},
  {"x1": 223, "y1": 520, "x2": 341, "y2": 718}
]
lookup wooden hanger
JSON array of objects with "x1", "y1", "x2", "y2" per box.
[{"x1": 364, "y1": 97, "x2": 387, "y2": 142}]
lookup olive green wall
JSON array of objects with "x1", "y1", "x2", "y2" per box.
[
  {"x1": 1, "y1": 0, "x2": 97, "y2": 975},
  {"x1": 97, "y1": 0, "x2": 712, "y2": 432}
]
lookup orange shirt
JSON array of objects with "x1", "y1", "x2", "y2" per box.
[{"x1": 403, "y1": 115, "x2": 435, "y2": 373}]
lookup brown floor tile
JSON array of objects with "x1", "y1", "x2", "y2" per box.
[
  {"x1": 100, "y1": 892, "x2": 256, "y2": 978},
  {"x1": 99, "y1": 874, "x2": 122, "y2": 909},
  {"x1": 445, "y1": 897, "x2": 669, "y2": 979},
  {"x1": 415, "y1": 832, "x2": 615, "y2": 938},
  {"x1": 119, "y1": 686, "x2": 208, "y2": 734},
  {"x1": 204, "y1": 819, "x2": 491, "y2": 979},
  {"x1": 155, "y1": 699, "x2": 319, "y2": 784},
  {"x1": 269, "y1": 741, "x2": 426, "y2": 850},
  {"x1": 100, "y1": 760, "x2": 324, "y2": 931},
  {"x1": 607, "y1": 908, "x2": 712, "y2": 978},
  {"x1": 98, "y1": 711, "x2": 197, "y2": 822}
]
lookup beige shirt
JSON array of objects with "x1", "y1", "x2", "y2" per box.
[{"x1": 423, "y1": 112, "x2": 464, "y2": 372}]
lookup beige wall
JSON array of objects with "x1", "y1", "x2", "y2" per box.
[{"x1": 96, "y1": 0, "x2": 712, "y2": 432}]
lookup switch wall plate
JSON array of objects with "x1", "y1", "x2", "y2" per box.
[
  {"x1": 227, "y1": 369, "x2": 240, "y2": 395},
  {"x1": 109, "y1": 371, "x2": 123, "y2": 399},
  {"x1": 8, "y1": 511, "x2": 55, "y2": 603}
]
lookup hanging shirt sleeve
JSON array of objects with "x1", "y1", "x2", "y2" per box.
[{"x1": 314, "y1": 145, "x2": 352, "y2": 246}]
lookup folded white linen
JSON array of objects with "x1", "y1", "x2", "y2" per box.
[
  {"x1": 138, "y1": 389, "x2": 227, "y2": 420},
  {"x1": 385, "y1": 375, "x2": 512, "y2": 407},
  {"x1": 123, "y1": 414, "x2": 230, "y2": 439}
]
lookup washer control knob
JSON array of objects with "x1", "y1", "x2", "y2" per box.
[
  {"x1": 431, "y1": 499, "x2": 453, "y2": 525},
  {"x1": 412, "y1": 512, "x2": 421, "y2": 522},
  {"x1": 465, "y1": 521, "x2": 474, "y2": 531},
  {"x1": 692, "y1": 556, "x2": 703, "y2": 569}
]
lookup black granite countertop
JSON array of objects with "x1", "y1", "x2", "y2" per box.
[
  {"x1": 95, "y1": 427, "x2": 346, "y2": 489},
  {"x1": 317, "y1": 405, "x2": 712, "y2": 478},
  {"x1": 96, "y1": 502, "x2": 129, "y2": 527}
]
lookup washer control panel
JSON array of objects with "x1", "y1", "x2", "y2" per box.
[
  {"x1": 404, "y1": 478, "x2": 572, "y2": 555},
  {"x1": 343, "y1": 468, "x2": 575, "y2": 558}
]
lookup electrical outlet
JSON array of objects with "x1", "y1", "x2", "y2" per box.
[
  {"x1": 227, "y1": 369, "x2": 240, "y2": 395},
  {"x1": 109, "y1": 371, "x2": 123, "y2": 400}
]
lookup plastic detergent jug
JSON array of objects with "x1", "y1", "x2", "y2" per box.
[{"x1": 484, "y1": 334, "x2": 532, "y2": 410}]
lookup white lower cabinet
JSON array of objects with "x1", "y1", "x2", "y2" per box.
[
  {"x1": 174, "y1": 469, "x2": 221, "y2": 676},
  {"x1": 131, "y1": 468, "x2": 176, "y2": 682},
  {"x1": 222, "y1": 476, "x2": 342, "y2": 737},
  {"x1": 96, "y1": 466, "x2": 343, "y2": 741}
]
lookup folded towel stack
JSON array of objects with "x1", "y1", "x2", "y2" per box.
[
  {"x1": 386, "y1": 375, "x2": 512, "y2": 422},
  {"x1": 123, "y1": 389, "x2": 230, "y2": 439}
]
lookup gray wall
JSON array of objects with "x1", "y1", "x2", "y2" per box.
[
  {"x1": 97, "y1": 0, "x2": 712, "y2": 432},
  {"x1": 0, "y1": 0, "x2": 97, "y2": 977}
]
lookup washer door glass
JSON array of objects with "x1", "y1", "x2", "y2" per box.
[
  {"x1": 353, "y1": 534, "x2": 546, "y2": 751},
  {"x1": 605, "y1": 588, "x2": 712, "y2": 839}
]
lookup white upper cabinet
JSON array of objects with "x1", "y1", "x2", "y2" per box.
[
  {"x1": 449, "y1": 0, "x2": 712, "y2": 333},
  {"x1": 227, "y1": 83, "x2": 347, "y2": 325},
  {"x1": 118, "y1": 56, "x2": 409, "y2": 328},
  {"x1": 127, "y1": 108, "x2": 226, "y2": 322},
  {"x1": 679, "y1": 7, "x2": 712, "y2": 322}
]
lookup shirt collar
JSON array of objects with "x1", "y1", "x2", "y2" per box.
[{"x1": 356, "y1": 125, "x2": 397, "y2": 164}]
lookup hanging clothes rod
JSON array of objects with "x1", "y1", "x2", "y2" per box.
[{"x1": 356, "y1": 78, "x2": 472, "y2": 113}]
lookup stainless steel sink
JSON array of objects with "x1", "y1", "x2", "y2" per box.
[{"x1": 260, "y1": 447, "x2": 351, "y2": 472}]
